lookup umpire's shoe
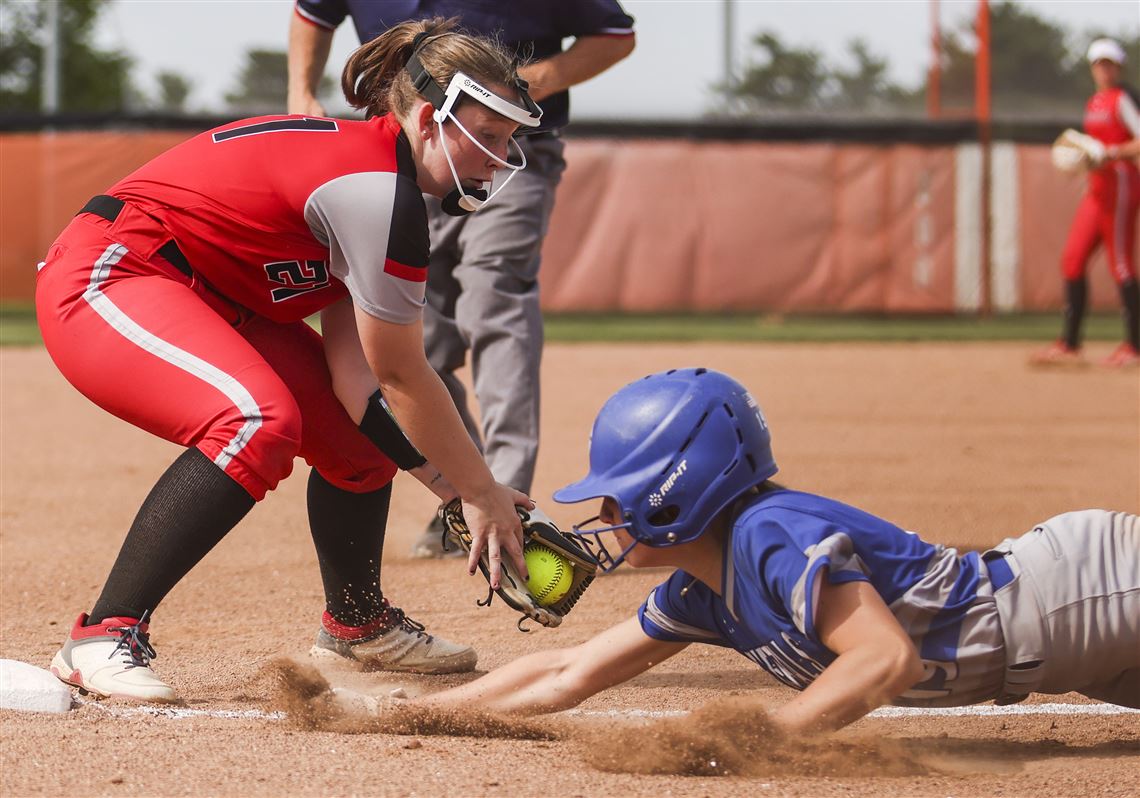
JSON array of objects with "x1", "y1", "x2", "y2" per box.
[
  {"x1": 409, "y1": 514, "x2": 466, "y2": 559},
  {"x1": 309, "y1": 606, "x2": 477, "y2": 674},
  {"x1": 50, "y1": 613, "x2": 176, "y2": 702}
]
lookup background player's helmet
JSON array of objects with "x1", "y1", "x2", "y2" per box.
[{"x1": 554, "y1": 367, "x2": 777, "y2": 570}]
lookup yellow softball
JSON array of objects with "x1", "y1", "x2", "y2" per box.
[{"x1": 523, "y1": 542, "x2": 573, "y2": 606}]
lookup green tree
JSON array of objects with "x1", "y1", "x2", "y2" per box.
[
  {"x1": 729, "y1": 32, "x2": 829, "y2": 111},
  {"x1": 225, "y1": 48, "x2": 334, "y2": 113},
  {"x1": 225, "y1": 49, "x2": 287, "y2": 113},
  {"x1": 718, "y1": 2, "x2": 1137, "y2": 119},
  {"x1": 831, "y1": 39, "x2": 918, "y2": 112},
  {"x1": 936, "y1": 2, "x2": 1128, "y2": 117},
  {"x1": 0, "y1": 0, "x2": 134, "y2": 112},
  {"x1": 155, "y1": 70, "x2": 192, "y2": 113},
  {"x1": 720, "y1": 32, "x2": 914, "y2": 115}
]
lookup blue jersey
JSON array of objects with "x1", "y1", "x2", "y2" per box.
[
  {"x1": 639, "y1": 489, "x2": 1007, "y2": 707},
  {"x1": 295, "y1": 0, "x2": 636, "y2": 132}
]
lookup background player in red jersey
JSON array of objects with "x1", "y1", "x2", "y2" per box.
[
  {"x1": 36, "y1": 18, "x2": 541, "y2": 702},
  {"x1": 1032, "y1": 38, "x2": 1140, "y2": 368}
]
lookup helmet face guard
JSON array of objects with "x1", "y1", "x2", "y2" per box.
[
  {"x1": 567, "y1": 513, "x2": 640, "y2": 574},
  {"x1": 405, "y1": 43, "x2": 542, "y2": 215},
  {"x1": 554, "y1": 368, "x2": 779, "y2": 570}
]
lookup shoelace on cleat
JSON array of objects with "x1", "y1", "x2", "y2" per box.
[
  {"x1": 372, "y1": 598, "x2": 431, "y2": 642},
  {"x1": 387, "y1": 605, "x2": 430, "y2": 640},
  {"x1": 107, "y1": 610, "x2": 157, "y2": 666}
]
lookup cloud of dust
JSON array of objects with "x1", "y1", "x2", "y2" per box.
[
  {"x1": 575, "y1": 696, "x2": 974, "y2": 778},
  {"x1": 259, "y1": 663, "x2": 1023, "y2": 778},
  {"x1": 260, "y1": 657, "x2": 557, "y2": 740}
]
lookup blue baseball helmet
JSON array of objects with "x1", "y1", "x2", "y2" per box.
[{"x1": 554, "y1": 368, "x2": 777, "y2": 570}]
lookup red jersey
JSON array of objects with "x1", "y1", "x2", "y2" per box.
[
  {"x1": 1083, "y1": 87, "x2": 1140, "y2": 193},
  {"x1": 108, "y1": 113, "x2": 429, "y2": 324}
]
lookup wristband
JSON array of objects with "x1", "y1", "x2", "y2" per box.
[{"x1": 359, "y1": 389, "x2": 427, "y2": 471}]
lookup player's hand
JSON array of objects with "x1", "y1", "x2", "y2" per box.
[
  {"x1": 461, "y1": 484, "x2": 533, "y2": 589},
  {"x1": 287, "y1": 93, "x2": 327, "y2": 117}
]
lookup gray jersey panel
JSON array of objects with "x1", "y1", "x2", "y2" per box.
[{"x1": 304, "y1": 172, "x2": 426, "y2": 324}]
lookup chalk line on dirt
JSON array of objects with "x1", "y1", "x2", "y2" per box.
[
  {"x1": 78, "y1": 699, "x2": 284, "y2": 721},
  {"x1": 570, "y1": 704, "x2": 1139, "y2": 719},
  {"x1": 76, "y1": 699, "x2": 1137, "y2": 722},
  {"x1": 869, "y1": 703, "x2": 1139, "y2": 718}
]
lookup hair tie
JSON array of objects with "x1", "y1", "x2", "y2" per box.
[{"x1": 411, "y1": 31, "x2": 432, "y2": 53}]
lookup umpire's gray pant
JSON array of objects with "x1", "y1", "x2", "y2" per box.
[
  {"x1": 422, "y1": 133, "x2": 566, "y2": 494},
  {"x1": 988, "y1": 509, "x2": 1140, "y2": 708}
]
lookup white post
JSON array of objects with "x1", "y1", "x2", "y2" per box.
[
  {"x1": 41, "y1": 0, "x2": 61, "y2": 113},
  {"x1": 722, "y1": 0, "x2": 735, "y2": 90}
]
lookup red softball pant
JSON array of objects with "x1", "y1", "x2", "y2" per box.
[
  {"x1": 1062, "y1": 163, "x2": 1140, "y2": 284},
  {"x1": 35, "y1": 211, "x2": 397, "y2": 501}
]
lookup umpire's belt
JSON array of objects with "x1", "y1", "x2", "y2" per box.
[{"x1": 78, "y1": 195, "x2": 193, "y2": 279}]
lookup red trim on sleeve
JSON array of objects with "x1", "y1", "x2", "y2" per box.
[
  {"x1": 383, "y1": 258, "x2": 427, "y2": 283},
  {"x1": 294, "y1": 6, "x2": 337, "y2": 30}
]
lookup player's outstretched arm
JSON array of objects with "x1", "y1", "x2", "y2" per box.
[
  {"x1": 418, "y1": 616, "x2": 688, "y2": 715},
  {"x1": 774, "y1": 580, "x2": 925, "y2": 734},
  {"x1": 353, "y1": 305, "x2": 530, "y2": 587}
]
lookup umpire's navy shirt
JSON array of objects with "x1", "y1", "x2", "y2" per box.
[{"x1": 294, "y1": 0, "x2": 636, "y2": 133}]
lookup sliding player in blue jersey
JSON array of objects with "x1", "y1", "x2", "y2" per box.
[{"x1": 420, "y1": 368, "x2": 1139, "y2": 733}]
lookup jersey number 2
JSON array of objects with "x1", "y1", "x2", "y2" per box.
[{"x1": 265, "y1": 260, "x2": 330, "y2": 302}]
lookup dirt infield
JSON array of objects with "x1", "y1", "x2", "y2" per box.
[{"x1": 2, "y1": 341, "x2": 1137, "y2": 797}]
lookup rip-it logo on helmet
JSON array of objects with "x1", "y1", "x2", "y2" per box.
[
  {"x1": 648, "y1": 460, "x2": 688, "y2": 508},
  {"x1": 405, "y1": 35, "x2": 543, "y2": 216}
]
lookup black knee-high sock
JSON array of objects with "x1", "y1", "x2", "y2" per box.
[
  {"x1": 1119, "y1": 278, "x2": 1140, "y2": 350},
  {"x1": 89, "y1": 448, "x2": 256, "y2": 624},
  {"x1": 306, "y1": 469, "x2": 392, "y2": 627},
  {"x1": 1062, "y1": 277, "x2": 1088, "y2": 349}
]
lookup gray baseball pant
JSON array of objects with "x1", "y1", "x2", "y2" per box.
[
  {"x1": 986, "y1": 509, "x2": 1140, "y2": 707},
  {"x1": 422, "y1": 133, "x2": 566, "y2": 494}
]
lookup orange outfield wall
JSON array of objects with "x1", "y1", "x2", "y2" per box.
[
  {"x1": 540, "y1": 139, "x2": 958, "y2": 313},
  {"x1": 1, "y1": 131, "x2": 1133, "y2": 311},
  {"x1": 1, "y1": 131, "x2": 195, "y2": 300}
]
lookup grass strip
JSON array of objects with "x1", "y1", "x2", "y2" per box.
[{"x1": 1, "y1": 304, "x2": 1123, "y2": 347}]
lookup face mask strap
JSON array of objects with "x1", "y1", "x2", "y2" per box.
[{"x1": 405, "y1": 45, "x2": 448, "y2": 110}]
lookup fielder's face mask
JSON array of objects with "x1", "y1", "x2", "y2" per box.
[{"x1": 405, "y1": 38, "x2": 542, "y2": 215}]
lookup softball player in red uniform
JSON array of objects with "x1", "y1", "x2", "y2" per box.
[
  {"x1": 36, "y1": 18, "x2": 542, "y2": 701},
  {"x1": 1033, "y1": 38, "x2": 1140, "y2": 368}
]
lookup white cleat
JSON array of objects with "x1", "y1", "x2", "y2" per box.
[
  {"x1": 309, "y1": 606, "x2": 476, "y2": 675},
  {"x1": 50, "y1": 613, "x2": 176, "y2": 703}
]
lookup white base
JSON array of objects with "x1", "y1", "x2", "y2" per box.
[{"x1": 0, "y1": 659, "x2": 75, "y2": 713}]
